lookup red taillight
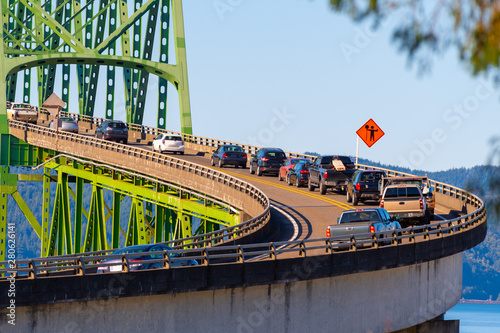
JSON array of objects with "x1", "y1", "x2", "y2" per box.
[
  {"x1": 356, "y1": 183, "x2": 360, "y2": 191},
  {"x1": 380, "y1": 200, "x2": 384, "y2": 208},
  {"x1": 222, "y1": 153, "x2": 227, "y2": 158},
  {"x1": 324, "y1": 171, "x2": 328, "y2": 179},
  {"x1": 129, "y1": 259, "x2": 143, "y2": 268},
  {"x1": 326, "y1": 229, "x2": 331, "y2": 238},
  {"x1": 420, "y1": 199, "x2": 424, "y2": 209},
  {"x1": 261, "y1": 157, "x2": 269, "y2": 162},
  {"x1": 243, "y1": 153, "x2": 247, "y2": 158},
  {"x1": 300, "y1": 170, "x2": 309, "y2": 174},
  {"x1": 369, "y1": 225, "x2": 375, "y2": 233}
]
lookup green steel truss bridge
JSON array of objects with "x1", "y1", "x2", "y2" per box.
[
  {"x1": 0, "y1": 0, "x2": 192, "y2": 132},
  {"x1": 0, "y1": 0, "x2": 270, "y2": 262}
]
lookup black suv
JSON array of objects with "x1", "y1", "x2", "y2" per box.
[
  {"x1": 249, "y1": 148, "x2": 287, "y2": 176},
  {"x1": 346, "y1": 170, "x2": 387, "y2": 205},
  {"x1": 95, "y1": 120, "x2": 129, "y2": 144}
]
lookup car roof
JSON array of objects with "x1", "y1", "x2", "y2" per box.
[
  {"x1": 259, "y1": 148, "x2": 284, "y2": 152},
  {"x1": 385, "y1": 184, "x2": 420, "y2": 188}
]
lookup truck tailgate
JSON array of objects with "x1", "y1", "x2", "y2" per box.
[
  {"x1": 328, "y1": 222, "x2": 371, "y2": 238},
  {"x1": 383, "y1": 197, "x2": 421, "y2": 213}
]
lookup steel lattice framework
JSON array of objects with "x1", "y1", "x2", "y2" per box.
[
  {"x1": 0, "y1": 0, "x2": 192, "y2": 132},
  {"x1": 0, "y1": 0, "x2": 225, "y2": 262}
]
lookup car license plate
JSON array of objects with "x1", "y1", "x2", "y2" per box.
[{"x1": 110, "y1": 265, "x2": 122, "y2": 272}]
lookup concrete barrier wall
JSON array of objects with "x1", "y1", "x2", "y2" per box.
[
  {"x1": 8, "y1": 126, "x2": 265, "y2": 218},
  {"x1": 0, "y1": 254, "x2": 462, "y2": 333}
]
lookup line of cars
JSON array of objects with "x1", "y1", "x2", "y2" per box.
[{"x1": 210, "y1": 144, "x2": 434, "y2": 228}]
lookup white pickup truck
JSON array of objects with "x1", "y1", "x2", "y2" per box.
[
  {"x1": 6, "y1": 103, "x2": 38, "y2": 124},
  {"x1": 380, "y1": 184, "x2": 428, "y2": 227}
]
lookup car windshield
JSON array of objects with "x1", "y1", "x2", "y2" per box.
[
  {"x1": 265, "y1": 151, "x2": 286, "y2": 159},
  {"x1": 108, "y1": 122, "x2": 126, "y2": 129},
  {"x1": 360, "y1": 172, "x2": 383, "y2": 182},
  {"x1": 113, "y1": 247, "x2": 147, "y2": 254},
  {"x1": 165, "y1": 135, "x2": 182, "y2": 141},
  {"x1": 384, "y1": 186, "x2": 420, "y2": 198},
  {"x1": 61, "y1": 117, "x2": 75, "y2": 123},
  {"x1": 340, "y1": 211, "x2": 380, "y2": 223},
  {"x1": 225, "y1": 146, "x2": 243, "y2": 152},
  {"x1": 336, "y1": 156, "x2": 352, "y2": 165}
]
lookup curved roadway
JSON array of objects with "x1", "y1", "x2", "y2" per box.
[{"x1": 131, "y1": 142, "x2": 459, "y2": 243}]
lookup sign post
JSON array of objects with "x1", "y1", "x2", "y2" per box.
[{"x1": 356, "y1": 118, "x2": 385, "y2": 165}]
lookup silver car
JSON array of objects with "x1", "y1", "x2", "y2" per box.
[
  {"x1": 152, "y1": 133, "x2": 185, "y2": 154},
  {"x1": 49, "y1": 116, "x2": 79, "y2": 133},
  {"x1": 97, "y1": 244, "x2": 198, "y2": 273}
]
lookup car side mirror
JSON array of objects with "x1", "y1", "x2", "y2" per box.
[{"x1": 422, "y1": 187, "x2": 430, "y2": 195}]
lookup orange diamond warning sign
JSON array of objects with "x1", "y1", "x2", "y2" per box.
[{"x1": 356, "y1": 119, "x2": 385, "y2": 148}]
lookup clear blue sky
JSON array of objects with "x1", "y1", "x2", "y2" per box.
[{"x1": 146, "y1": 1, "x2": 499, "y2": 171}]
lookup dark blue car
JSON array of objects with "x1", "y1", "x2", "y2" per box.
[
  {"x1": 286, "y1": 161, "x2": 311, "y2": 187},
  {"x1": 211, "y1": 144, "x2": 247, "y2": 168}
]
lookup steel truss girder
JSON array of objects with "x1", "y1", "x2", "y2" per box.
[
  {"x1": 0, "y1": 151, "x2": 239, "y2": 257},
  {"x1": 1, "y1": 0, "x2": 192, "y2": 134}
]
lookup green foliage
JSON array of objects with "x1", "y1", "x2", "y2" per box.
[{"x1": 329, "y1": 0, "x2": 500, "y2": 77}]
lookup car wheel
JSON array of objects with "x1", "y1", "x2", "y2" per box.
[
  {"x1": 278, "y1": 172, "x2": 283, "y2": 181},
  {"x1": 218, "y1": 159, "x2": 223, "y2": 168},
  {"x1": 123, "y1": 139, "x2": 128, "y2": 144},
  {"x1": 286, "y1": 174, "x2": 292, "y2": 185},
  {"x1": 308, "y1": 178, "x2": 314, "y2": 191},
  {"x1": 353, "y1": 195, "x2": 358, "y2": 206},
  {"x1": 319, "y1": 181, "x2": 326, "y2": 195},
  {"x1": 180, "y1": 151, "x2": 184, "y2": 155},
  {"x1": 295, "y1": 176, "x2": 300, "y2": 187},
  {"x1": 346, "y1": 190, "x2": 352, "y2": 203},
  {"x1": 211, "y1": 158, "x2": 215, "y2": 166},
  {"x1": 249, "y1": 163, "x2": 255, "y2": 174},
  {"x1": 256, "y1": 166, "x2": 262, "y2": 176},
  {"x1": 240, "y1": 164, "x2": 246, "y2": 169}
]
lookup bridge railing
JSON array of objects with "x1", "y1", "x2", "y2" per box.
[
  {"x1": 7, "y1": 120, "x2": 272, "y2": 250},
  {"x1": 58, "y1": 111, "x2": 317, "y2": 158},
  {"x1": 4, "y1": 113, "x2": 486, "y2": 279},
  {"x1": 1, "y1": 191, "x2": 485, "y2": 279}
]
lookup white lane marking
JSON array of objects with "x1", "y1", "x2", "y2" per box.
[
  {"x1": 271, "y1": 204, "x2": 299, "y2": 242},
  {"x1": 247, "y1": 205, "x2": 299, "y2": 262}
]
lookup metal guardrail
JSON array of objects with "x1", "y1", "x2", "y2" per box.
[
  {"x1": 0, "y1": 201, "x2": 485, "y2": 279},
  {"x1": 3, "y1": 113, "x2": 487, "y2": 280},
  {"x1": 58, "y1": 111, "x2": 317, "y2": 159},
  {"x1": 7, "y1": 120, "x2": 271, "y2": 250}
]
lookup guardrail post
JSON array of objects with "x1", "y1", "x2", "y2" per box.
[
  {"x1": 122, "y1": 256, "x2": 129, "y2": 273},
  {"x1": 325, "y1": 239, "x2": 333, "y2": 254},
  {"x1": 76, "y1": 258, "x2": 85, "y2": 276},
  {"x1": 201, "y1": 249, "x2": 209, "y2": 266},
  {"x1": 163, "y1": 252, "x2": 171, "y2": 269},
  {"x1": 269, "y1": 244, "x2": 276, "y2": 260},
  {"x1": 237, "y1": 246, "x2": 244, "y2": 263},
  {"x1": 28, "y1": 260, "x2": 36, "y2": 279},
  {"x1": 299, "y1": 241, "x2": 306, "y2": 257}
]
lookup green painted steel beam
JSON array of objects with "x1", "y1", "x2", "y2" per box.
[
  {"x1": 11, "y1": 190, "x2": 41, "y2": 238},
  {"x1": 41, "y1": 168, "x2": 50, "y2": 256},
  {"x1": 43, "y1": 161, "x2": 239, "y2": 225},
  {"x1": 2, "y1": 0, "x2": 192, "y2": 133}
]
